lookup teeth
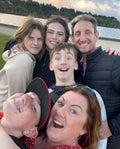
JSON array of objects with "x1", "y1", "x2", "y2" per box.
[
  {"x1": 60, "y1": 68, "x2": 68, "y2": 71},
  {"x1": 50, "y1": 41, "x2": 57, "y2": 44},
  {"x1": 14, "y1": 100, "x2": 20, "y2": 112},
  {"x1": 54, "y1": 120, "x2": 63, "y2": 126}
]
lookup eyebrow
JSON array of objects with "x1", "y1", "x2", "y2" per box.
[
  {"x1": 71, "y1": 105, "x2": 83, "y2": 112},
  {"x1": 47, "y1": 29, "x2": 64, "y2": 33},
  {"x1": 37, "y1": 99, "x2": 41, "y2": 106},
  {"x1": 54, "y1": 51, "x2": 74, "y2": 56},
  {"x1": 61, "y1": 96, "x2": 83, "y2": 111}
]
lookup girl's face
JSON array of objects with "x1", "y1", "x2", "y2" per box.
[
  {"x1": 47, "y1": 91, "x2": 88, "y2": 146},
  {"x1": 45, "y1": 23, "x2": 66, "y2": 51},
  {"x1": 23, "y1": 29, "x2": 43, "y2": 55}
]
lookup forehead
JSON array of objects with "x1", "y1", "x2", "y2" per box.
[
  {"x1": 47, "y1": 22, "x2": 65, "y2": 31},
  {"x1": 74, "y1": 20, "x2": 94, "y2": 31},
  {"x1": 29, "y1": 29, "x2": 42, "y2": 36},
  {"x1": 61, "y1": 91, "x2": 88, "y2": 107},
  {"x1": 53, "y1": 48, "x2": 75, "y2": 56}
]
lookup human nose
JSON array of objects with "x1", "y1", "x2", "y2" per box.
[
  {"x1": 56, "y1": 107, "x2": 66, "y2": 118},
  {"x1": 60, "y1": 57, "x2": 67, "y2": 65},
  {"x1": 80, "y1": 32, "x2": 86, "y2": 41},
  {"x1": 33, "y1": 39, "x2": 39, "y2": 45},
  {"x1": 52, "y1": 33, "x2": 57, "y2": 39},
  {"x1": 21, "y1": 94, "x2": 33, "y2": 105}
]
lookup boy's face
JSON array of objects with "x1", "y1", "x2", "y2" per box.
[
  {"x1": 3, "y1": 92, "x2": 41, "y2": 131},
  {"x1": 50, "y1": 49, "x2": 78, "y2": 83}
]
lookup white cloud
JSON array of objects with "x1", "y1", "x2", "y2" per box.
[{"x1": 33, "y1": 0, "x2": 120, "y2": 21}]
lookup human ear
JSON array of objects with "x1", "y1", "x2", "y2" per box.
[
  {"x1": 95, "y1": 31, "x2": 99, "y2": 42},
  {"x1": 79, "y1": 128, "x2": 87, "y2": 136},
  {"x1": 49, "y1": 62, "x2": 54, "y2": 71},
  {"x1": 71, "y1": 35, "x2": 74, "y2": 43},
  {"x1": 23, "y1": 127, "x2": 38, "y2": 138},
  {"x1": 74, "y1": 62, "x2": 78, "y2": 70}
]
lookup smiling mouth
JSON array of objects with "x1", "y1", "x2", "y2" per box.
[
  {"x1": 59, "y1": 68, "x2": 68, "y2": 72},
  {"x1": 53, "y1": 120, "x2": 64, "y2": 128},
  {"x1": 14, "y1": 100, "x2": 21, "y2": 112}
]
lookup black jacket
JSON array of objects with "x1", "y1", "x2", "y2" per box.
[
  {"x1": 33, "y1": 49, "x2": 55, "y2": 87},
  {"x1": 10, "y1": 135, "x2": 28, "y2": 149},
  {"x1": 77, "y1": 46, "x2": 120, "y2": 149}
]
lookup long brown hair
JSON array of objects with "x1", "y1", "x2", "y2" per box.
[
  {"x1": 15, "y1": 16, "x2": 45, "y2": 59},
  {"x1": 44, "y1": 15, "x2": 70, "y2": 42}
]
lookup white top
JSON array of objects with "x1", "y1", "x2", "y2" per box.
[{"x1": 93, "y1": 89, "x2": 107, "y2": 149}]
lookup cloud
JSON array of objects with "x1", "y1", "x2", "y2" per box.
[{"x1": 34, "y1": 0, "x2": 120, "y2": 21}]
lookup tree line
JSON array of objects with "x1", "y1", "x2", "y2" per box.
[{"x1": 0, "y1": 0, "x2": 120, "y2": 29}]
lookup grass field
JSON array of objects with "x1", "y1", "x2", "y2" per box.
[{"x1": 0, "y1": 33, "x2": 13, "y2": 69}]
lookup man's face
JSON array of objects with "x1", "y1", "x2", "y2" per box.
[
  {"x1": 3, "y1": 92, "x2": 41, "y2": 130},
  {"x1": 71, "y1": 20, "x2": 99, "y2": 55}
]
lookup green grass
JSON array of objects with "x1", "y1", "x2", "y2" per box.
[{"x1": 0, "y1": 33, "x2": 13, "y2": 69}]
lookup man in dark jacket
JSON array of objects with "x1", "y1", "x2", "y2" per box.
[{"x1": 71, "y1": 13, "x2": 120, "y2": 149}]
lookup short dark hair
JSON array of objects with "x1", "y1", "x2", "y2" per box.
[
  {"x1": 71, "y1": 14, "x2": 97, "y2": 35},
  {"x1": 49, "y1": 42, "x2": 77, "y2": 61}
]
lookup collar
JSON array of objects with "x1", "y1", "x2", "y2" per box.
[
  {"x1": 10, "y1": 135, "x2": 28, "y2": 149},
  {"x1": 86, "y1": 46, "x2": 104, "y2": 62}
]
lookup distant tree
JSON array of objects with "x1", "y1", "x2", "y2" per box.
[{"x1": 0, "y1": 0, "x2": 120, "y2": 28}]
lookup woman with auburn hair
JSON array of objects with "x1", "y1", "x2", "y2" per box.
[{"x1": 34, "y1": 85, "x2": 101, "y2": 149}]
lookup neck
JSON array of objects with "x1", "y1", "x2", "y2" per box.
[
  {"x1": 1, "y1": 118, "x2": 23, "y2": 138},
  {"x1": 47, "y1": 136, "x2": 78, "y2": 148},
  {"x1": 56, "y1": 78, "x2": 75, "y2": 86},
  {"x1": 81, "y1": 54, "x2": 86, "y2": 63}
]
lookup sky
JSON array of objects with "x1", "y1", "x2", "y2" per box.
[{"x1": 33, "y1": 0, "x2": 120, "y2": 21}]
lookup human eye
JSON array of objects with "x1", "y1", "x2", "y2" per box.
[
  {"x1": 32, "y1": 104, "x2": 36, "y2": 112},
  {"x1": 55, "y1": 56, "x2": 60, "y2": 61},
  {"x1": 67, "y1": 56, "x2": 72, "y2": 60},
  {"x1": 70, "y1": 109, "x2": 77, "y2": 114},
  {"x1": 75, "y1": 32, "x2": 80, "y2": 37},
  {"x1": 38, "y1": 38, "x2": 43, "y2": 41},
  {"x1": 47, "y1": 30, "x2": 53, "y2": 34},
  {"x1": 57, "y1": 101, "x2": 64, "y2": 107},
  {"x1": 58, "y1": 32, "x2": 64, "y2": 36},
  {"x1": 86, "y1": 30, "x2": 91, "y2": 35},
  {"x1": 29, "y1": 36, "x2": 34, "y2": 40}
]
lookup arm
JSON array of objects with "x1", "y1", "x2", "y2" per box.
[
  {"x1": 104, "y1": 48, "x2": 120, "y2": 56},
  {"x1": 3, "y1": 52, "x2": 35, "y2": 96},
  {"x1": 107, "y1": 58, "x2": 120, "y2": 135},
  {"x1": 92, "y1": 89, "x2": 108, "y2": 149},
  {"x1": 4, "y1": 39, "x2": 17, "y2": 52},
  {"x1": 0, "y1": 124, "x2": 20, "y2": 149}
]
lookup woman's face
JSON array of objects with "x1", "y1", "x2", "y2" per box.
[
  {"x1": 47, "y1": 91, "x2": 88, "y2": 146},
  {"x1": 45, "y1": 22, "x2": 66, "y2": 51},
  {"x1": 23, "y1": 29, "x2": 43, "y2": 55}
]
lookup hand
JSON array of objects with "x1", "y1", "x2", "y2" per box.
[
  {"x1": 8, "y1": 44, "x2": 25, "y2": 56},
  {"x1": 99, "y1": 121, "x2": 112, "y2": 140},
  {"x1": 105, "y1": 47, "x2": 120, "y2": 56}
]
